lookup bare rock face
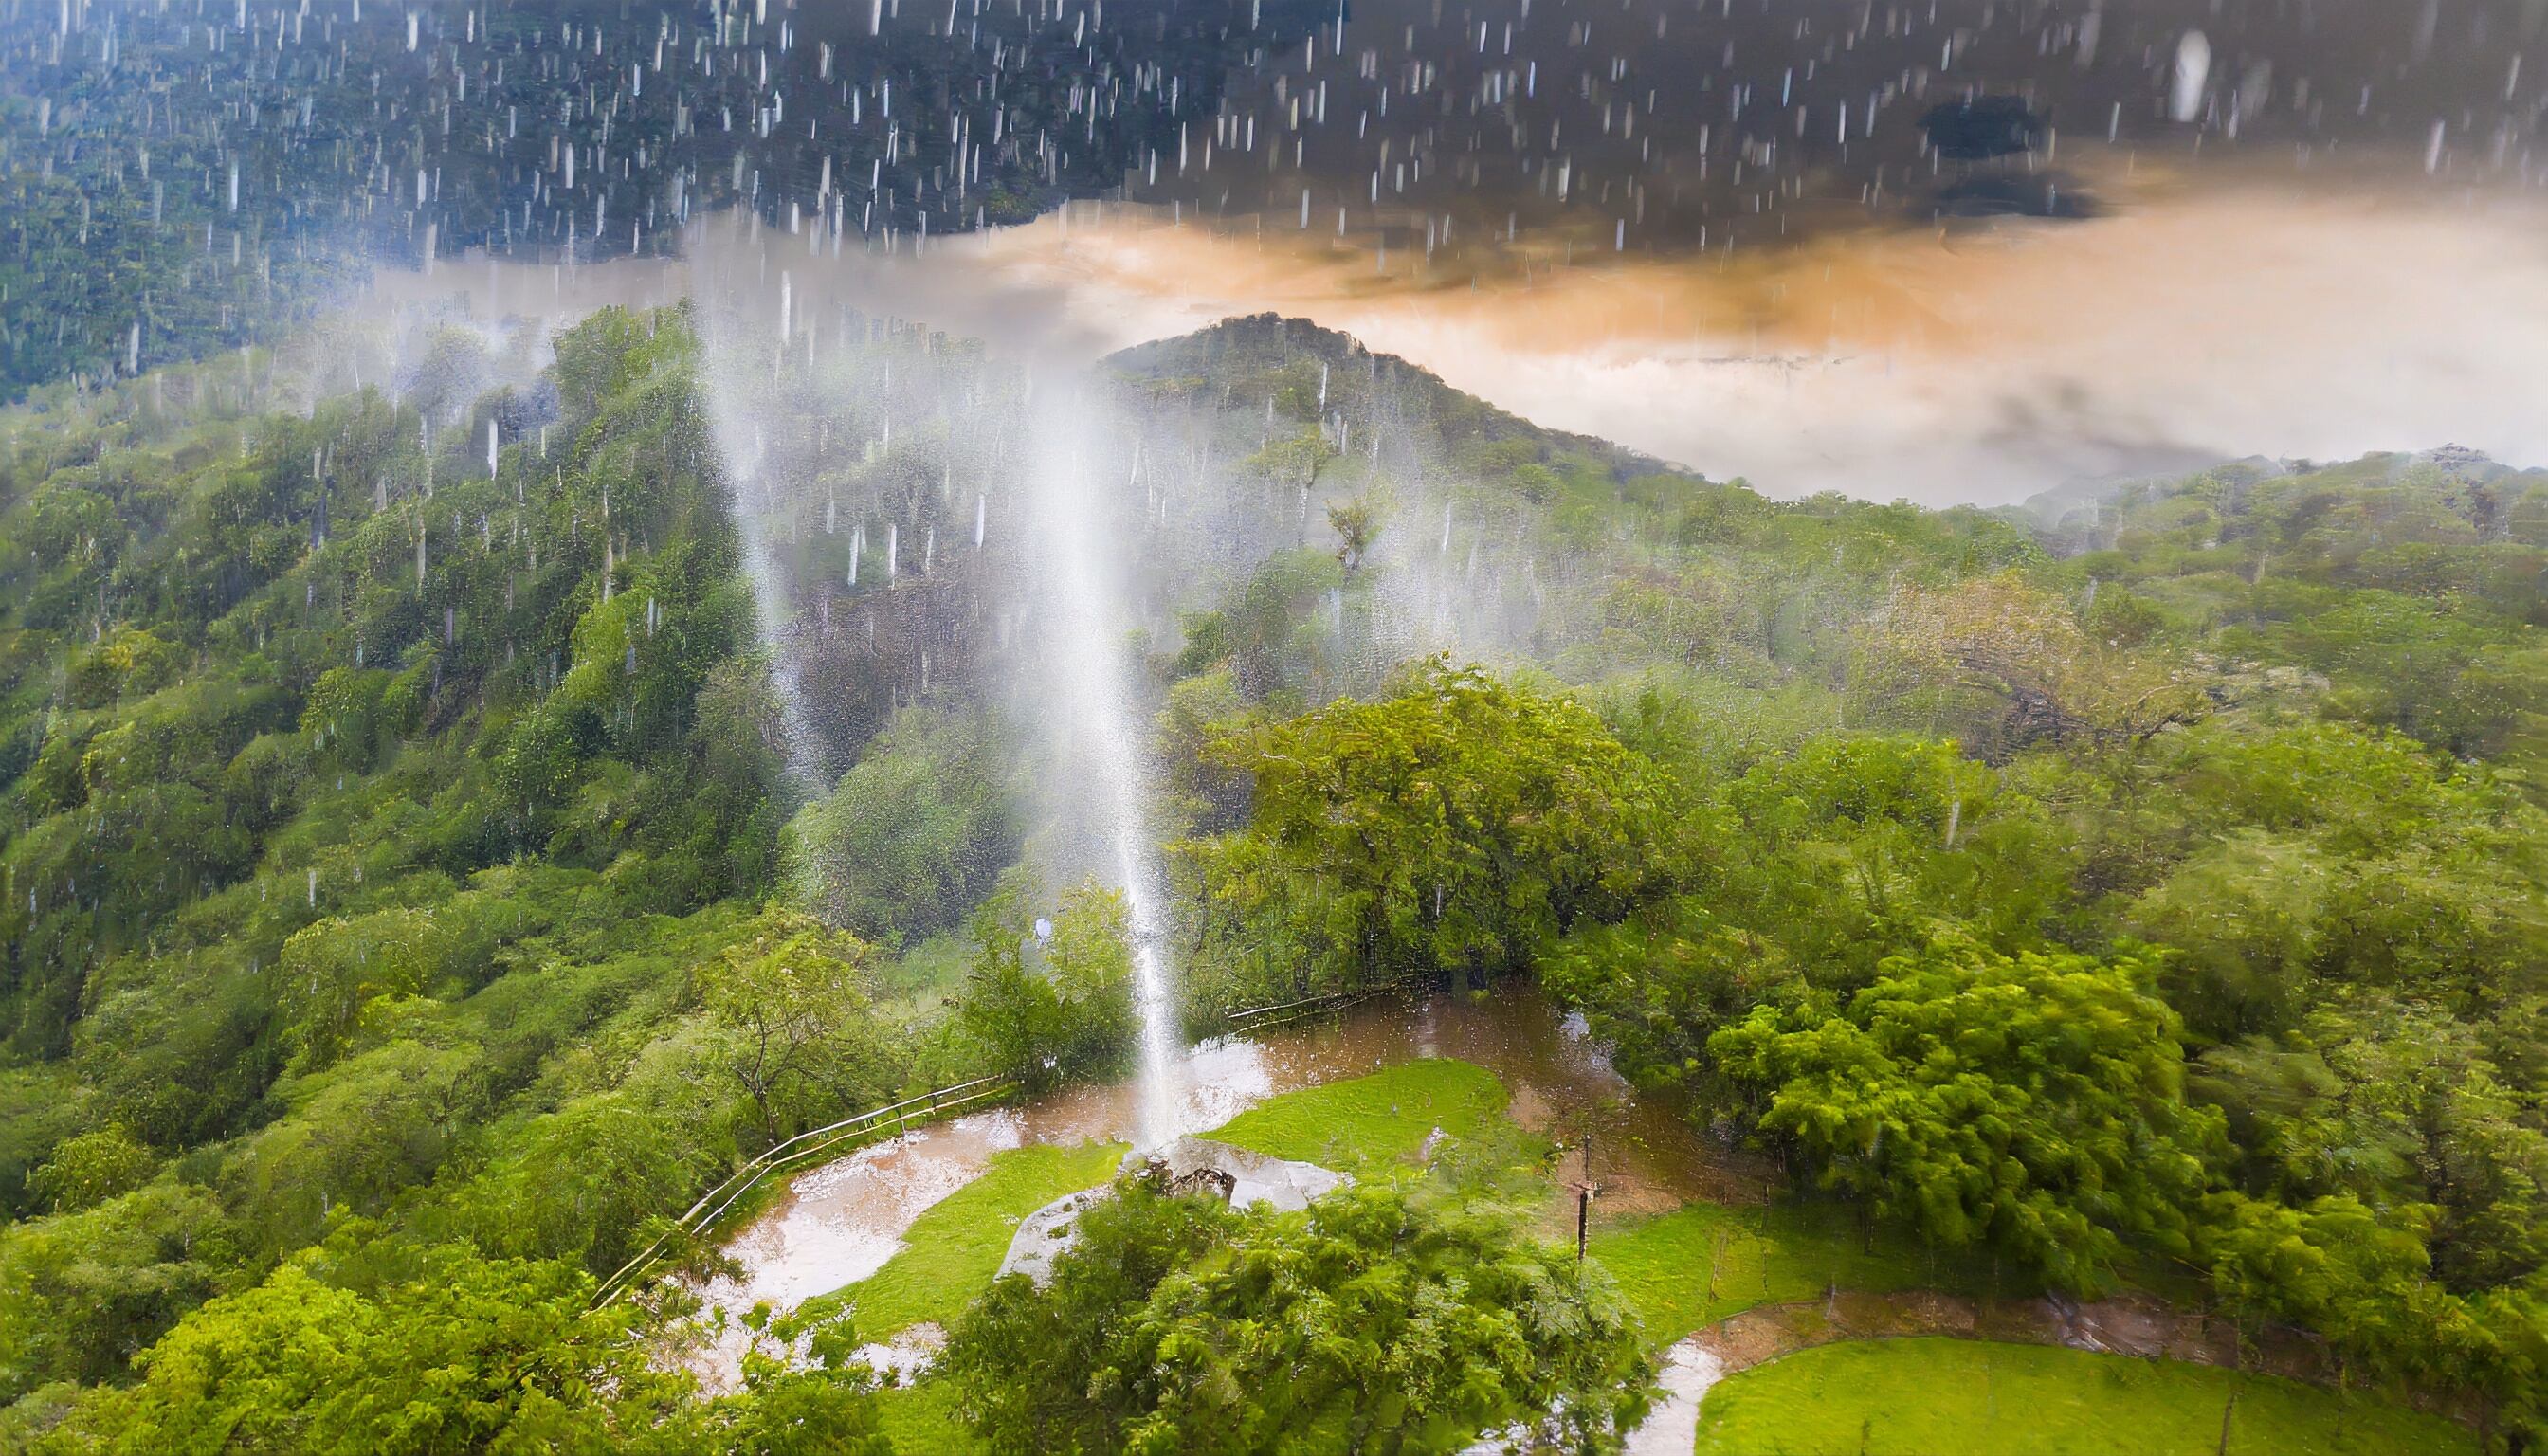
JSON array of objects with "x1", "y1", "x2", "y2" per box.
[
  {"x1": 1146, "y1": 1135, "x2": 1348, "y2": 1214},
  {"x1": 994, "y1": 1185, "x2": 1115, "y2": 1289},
  {"x1": 993, "y1": 1137, "x2": 1347, "y2": 1286}
]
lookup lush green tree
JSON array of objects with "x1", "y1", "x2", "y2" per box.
[
  {"x1": 941, "y1": 1177, "x2": 1653, "y2": 1455},
  {"x1": 1541, "y1": 898, "x2": 1794, "y2": 1104},
  {"x1": 269, "y1": 908, "x2": 455, "y2": 1073},
  {"x1": 0, "y1": 1185, "x2": 241, "y2": 1402},
  {"x1": 1153, "y1": 668, "x2": 1260, "y2": 835},
  {"x1": 670, "y1": 658, "x2": 800, "y2": 901},
  {"x1": 0, "y1": 1070, "x2": 94, "y2": 1219},
  {"x1": 64, "y1": 629, "x2": 186, "y2": 711},
  {"x1": 2195, "y1": 1192, "x2": 2455, "y2": 1389},
  {"x1": 221, "y1": 1039, "x2": 484, "y2": 1258},
  {"x1": 1184, "y1": 661, "x2": 1693, "y2": 1001},
  {"x1": 436, "y1": 1079, "x2": 728, "y2": 1279},
  {"x1": 2119, "y1": 721, "x2": 2548, "y2": 1038},
  {"x1": 2197, "y1": 994, "x2": 2548, "y2": 1289},
  {"x1": 1708, "y1": 735, "x2": 2073, "y2": 990},
  {"x1": 695, "y1": 910, "x2": 898, "y2": 1148},
  {"x1": 785, "y1": 707, "x2": 1015, "y2": 944},
  {"x1": 31, "y1": 1246, "x2": 703, "y2": 1455},
  {"x1": 26, "y1": 1125, "x2": 155, "y2": 1213},
  {"x1": 1709, "y1": 938, "x2": 2224, "y2": 1292},
  {"x1": 718, "y1": 1343, "x2": 895, "y2": 1456},
  {"x1": 956, "y1": 877, "x2": 1138, "y2": 1090},
  {"x1": 1165, "y1": 548, "x2": 1350, "y2": 702}
]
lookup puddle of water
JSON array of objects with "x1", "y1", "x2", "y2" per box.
[{"x1": 675, "y1": 986, "x2": 1751, "y2": 1389}]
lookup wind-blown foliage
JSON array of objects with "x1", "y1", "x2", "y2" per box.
[
  {"x1": 22, "y1": 1239, "x2": 895, "y2": 1456},
  {"x1": 939, "y1": 1177, "x2": 1655, "y2": 1455},
  {"x1": 1116, "y1": 340, "x2": 2548, "y2": 1435},
  {"x1": 0, "y1": 309, "x2": 956, "y2": 1441},
  {"x1": 956, "y1": 874, "x2": 1140, "y2": 1091},
  {"x1": 3, "y1": 306, "x2": 2545, "y2": 1447},
  {"x1": 1709, "y1": 939, "x2": 2222, "y2": 1292},
  {"x1": 1177, "y1": 661, "x2": 1693, "y2": 1006},
  {"x1": 785, "y1": 706, "x2": 1016, "y2": 944}
]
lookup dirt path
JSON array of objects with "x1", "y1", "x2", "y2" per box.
[{"x1": 1625, "y1": 1341, "x2": 1729, "y2": 1456}]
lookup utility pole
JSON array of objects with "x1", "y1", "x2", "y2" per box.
[{"x1": 1572, "y1": 1110, "x2": 1599, "y2": 1261}]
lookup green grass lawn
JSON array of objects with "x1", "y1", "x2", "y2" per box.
[
  {"x1": 1205, "y1": 1057, "x2": 1511, "y2": 1169},
  {"x1": 873, "y1": 1377, "x2": 989, "y2": 1456},
  {"x1": 781, "y1": 1140, "x2": 1126, "y2": 1343},
  {"x1": 854, "y1": 1061, "x2": 1524, "y2": 1452},
  {"x1": 1694, "y1": 1338, "x2": 2473, "y2": 1456},
  {"x1": 1589, "y1": 1199, "x2": 1991, "y2": 1349}
]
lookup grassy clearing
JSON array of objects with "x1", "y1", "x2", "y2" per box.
[
  {"x1": 873, "y1": 1377, "x2": 987, "y2": 1455},
  {"x1": 783, "y1": 1140, "x2": 1125, "y2": 1343},
  {"x1": 1589, "y1": 1199, "x2": 1991, "y2": 1349},
  {"x1": 1694, "y1": 1338, "x2": 2472, "y2": 1456},
  {"x1": 1205, "y1": 1057, "x2": 1512, "y2": 1169}
]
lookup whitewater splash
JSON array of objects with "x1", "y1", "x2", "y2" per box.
[
  {"x1": 684, "y1": 216, "x2": 1186, "y2": 1144},
  {"x1": 690, "y1": 356, "x2": 831, "y2": 798},
  {"x1": 676, "y1": 222, "x2": 1562, "y2": 1151},
  {"x1": 1021, "y1": 378, "x2": 1183, "y2": 1149}
]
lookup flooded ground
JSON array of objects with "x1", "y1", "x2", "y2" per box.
[{"x1": 678, "y1": 986, "x2": 1753, "y2": 1388}]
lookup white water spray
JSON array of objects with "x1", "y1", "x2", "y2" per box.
[
  {"x1": 684, "y1": 219, "x2": 1185, "y2": 1143},
  {"x1": 1023, "y1": 383, "x2": 1182, "y2": 1149},
  {"x1": 687, "y1": 253, "x2": 828, "y2": 794},
  {"x1": 2171, "y1": 32, "x2": 2211, "y2": 124}
]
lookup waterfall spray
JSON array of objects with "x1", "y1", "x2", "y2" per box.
[
  {"x1": 688, "y1": 250, "x2": 828, "y2": 795},
  {"x1": 682, "y1": 221, "x2": 1186, "y2": 1144},
  {"x1": 1025, "y1": 383, "x2": 1182, "y2": 1149}
]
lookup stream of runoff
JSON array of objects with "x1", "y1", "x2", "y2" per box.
[{"x1": 676, "y1": 987, "x2": 1753, "y2": 1390}]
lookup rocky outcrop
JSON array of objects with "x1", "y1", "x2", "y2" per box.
[
  {"x1": 1149, "y1": 1135, "x2": 1348, "y2": 1213},
  {"x1": 995, "y1": 1185, "x2": 1115, "y2": 1289},
  {"x1": 993, "y1": 1137, "x2": 1347, "y2": 1286}
]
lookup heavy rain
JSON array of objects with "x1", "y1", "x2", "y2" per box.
[{"x1": 0, "y1": 1, "x2": 2542, "y2": 1452}]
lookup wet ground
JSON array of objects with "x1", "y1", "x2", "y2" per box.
[
  {"x1": 1625, "y1": 1284, "x2": 2413, "y2": 1455},
  {"x1": 677, "y1": 985, "x2": 1756, "y2": 1388}
]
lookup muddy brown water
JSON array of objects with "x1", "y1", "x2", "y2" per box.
[{"x1": 675, "y1": 986, "x2": 1757, "y2": 1389}]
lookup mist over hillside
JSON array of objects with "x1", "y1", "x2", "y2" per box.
[
  {"x1": 0, "y1": 299, "x2": 2539, "y2": 1449},
  {"x1": 6, "y1": 0, "x2": 2546, "y2": 1446}
]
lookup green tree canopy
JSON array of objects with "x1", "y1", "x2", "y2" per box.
[
  {"x1": 940, "y1": 1177, "x2": 1654, "y2": 1455},
  {"x1": 784, "y1": 706, "x2": 1015, "y2": 944},
  {"x1": 1185, "y1": 661, "x2": 1694, "y2": 1001},
  {"x1": 1710, "y1": 938, "x2": 2224, "y2": 1292},
  {"x1": 956, "y1": 876, "x2": 1139, "y2": 1090},
  {"x1": 695, "y1": 909, "x2": 898, "y2": 1148}
]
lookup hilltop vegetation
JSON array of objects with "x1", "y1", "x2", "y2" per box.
[
  {"x1": 0, "y1": 307, "x2": 1145, "y2": 1448},
  {"x1": 1115, "y1": 316, "x2": 2548, "y2": 1439},
  {"x1": 0, "y1": 307, "x2": 2542, "y2": 1449}
]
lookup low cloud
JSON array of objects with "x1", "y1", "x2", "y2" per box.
[{"x1": 335, "y1": 173, "x2": 2548, "y2": 507}]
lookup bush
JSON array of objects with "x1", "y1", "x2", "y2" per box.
[{"x1": 941, "y1": 1178, "x2": 1655, "y2": 1453}]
